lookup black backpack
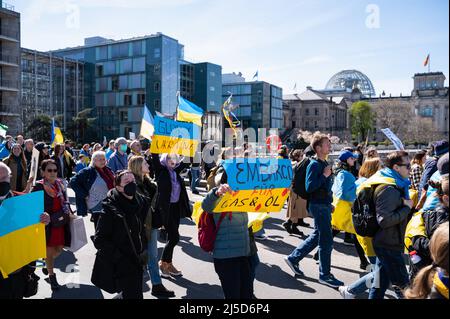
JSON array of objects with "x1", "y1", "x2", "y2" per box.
[
  {"x1": 351, "y1": 184, "x2": 388, "y2": 237},
  {"x1": 292, "y1": 157, "x2": 311, "y2": 200}
]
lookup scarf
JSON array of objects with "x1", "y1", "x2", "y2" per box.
[
  {"x1": 95, "y1": 167, "x2": 115, "y2": 190},
  {"x1": 160, "y1": 154, "x2": 181, "y2": 203},
  {"x1": 41, "y1": 179, "x2": 67, "y2": 209},
  {"x1": 380, "y1": 168, "x2": 411, "y2": 199},
  {"x1": 433, "y1": 271, "x2": 449, "y2": 299}
]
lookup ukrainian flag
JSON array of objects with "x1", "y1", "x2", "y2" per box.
[
  {"x1": 177, "y1": 96, "x2": 204, "y2": 127},
  {"x1": 0, "y1": 192, "x2": 46, "y2": 278},
  {"x1": 140, "y1": 104, "x2": 155, "y2": 140},
  {"x1": 51, "y1": 118, "x2": 64, "y2": 147}
]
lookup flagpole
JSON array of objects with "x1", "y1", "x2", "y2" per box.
[{"x1": 429, "y1": 54, "x2": 431, "y2": 73}]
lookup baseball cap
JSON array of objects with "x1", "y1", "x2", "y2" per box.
[{"x1": 339, "y1": 150, "x2": 359, "y2": 162}]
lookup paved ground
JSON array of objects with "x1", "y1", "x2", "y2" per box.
[{"x1": 31, "y1": 187, "x2": 397, "y2": 299}]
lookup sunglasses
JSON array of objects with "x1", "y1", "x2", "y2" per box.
[
  {"x1": 397, "y1": 163, "x2": 411, "y2": 170},
  {"x1": 45, "y1": 169, "x2": 58, "y2": 173}
]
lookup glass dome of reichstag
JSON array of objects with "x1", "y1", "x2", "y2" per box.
[{"x1": 325, "y1": 70, "x2": 376, "y2": 97}]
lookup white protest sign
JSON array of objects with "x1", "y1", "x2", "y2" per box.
[
  {"x1": 381, "y1": 128, "x2": 405, "y2": 150},
  {"x1": 129, "y1": 132, "x2": 136, "y2": 140},
  {"x1": 29, "y1": 148, "x2": 40, "y2": 185}
]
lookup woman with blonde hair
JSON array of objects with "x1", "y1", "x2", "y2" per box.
[
  {"x1": 128, "y1": 156, "x2": 175, "y2": 297},
  {"x1": 405, "y1": 222, "x2": 449, "y2": 299}
]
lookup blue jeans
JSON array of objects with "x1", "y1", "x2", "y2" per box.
[
  {"x1": 147, "y1": 228, "x2": 162, "y2": 286},
  {"x1": 369, "y1": 246, "x2": 410, "y2": 299},
  {"x1": 288, "y1": 202, "x2": 333, "y2": 278},
  {"x1": 191, "y1": 167, "x2": 200, "y2": 192},
  {"x1": 348, "y1": 256, "x2": 377, "y2": 295}
]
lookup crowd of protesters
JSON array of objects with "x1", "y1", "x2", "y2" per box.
[{"x1": 0, "y1": 132, "x2": 448, "y2": 301}]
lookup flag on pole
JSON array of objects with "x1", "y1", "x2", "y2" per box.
[
  {"x1": 252, "y1": 71, "x2": 259, "y2": 81},
  {"x1": 176, "y1": 96, "x2": 204, "y2": 127},
  {"x1": 0, "y1": 123, "x2": 8, "y2": 138},
  {"x1": 51, "y1": 118, "x2": 64, "y2": 147},
  {"x1": 423, "y1": 54, "x2": 430, "y2": 67},
  {"x1": 140, "y1": 104, "x2": 155, "y2": 140},
  {"x1": 222, "y1": 94, "x2": 241, "y2": 138},
  {"x1": 293, "y1": 83, "x2": 297, "y2": 91}
]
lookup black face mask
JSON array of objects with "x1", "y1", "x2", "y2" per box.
[
  {"x1": 123, "y1": 182, "x2": 137, "y2": 197},
  {"x1": 0, "y1": 182, "x2": 11, "y2": 197}
]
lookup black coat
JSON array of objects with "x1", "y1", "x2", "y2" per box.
[
  {"x1": 151, "y1": 154, "x2": 192, "y2": 228},
  {"x1": 32, "y1": 182, "x2": 71, "y2": 247},
  {"x1": 412, "y1": 205, "x2": 449, "y2": 264},
  {"x1": 373, "y1": 185, "x2": 411, "y2": 252},
  {"x1": 93, "y1": 189, "x2": 148, "y2": 279}
]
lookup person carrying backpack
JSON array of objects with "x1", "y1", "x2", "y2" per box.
[
  {"x1": 201, "y1": 183, "x2": 252, "y2": 299},
  {"x1": 367, "y1": 151, "x2": 414, "y2": 299},
  {"x1": 331, "y1": 150, "x2": 370, "y2": 270},
  {"x1": 284, "y1": 134, "x2": 344, "y2": 289},
  {"x1": 283, "y1": 147, "x2": 314, "y2": 235},
  {"x1": 407, "y1": 174, "x2": 449, "y2": 280}
]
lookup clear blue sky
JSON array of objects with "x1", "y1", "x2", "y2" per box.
[{"x1": 13, "y1": 0, "x2": 449, "y2": 96}]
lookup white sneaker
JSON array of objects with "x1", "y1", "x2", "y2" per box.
[{"x1": 338, "y1": 286, "x2": 356, "y2": 299}]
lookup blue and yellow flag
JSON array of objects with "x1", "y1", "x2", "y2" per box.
[
  {"x1": 51, "y1": 118, "x2": 64, "y2": 147},
  {"x1": 140, "y1": 104, "x2": 155, "y2": 140},
  {"x1": 177, "y1": 96, "x2": 204, "y2": 127},
  {"x1": 150, "y1": 116, "x2": 201, "y2": 157},
  {"x1": 0, "y1": 192, "x2": 46, "y2": 278}
]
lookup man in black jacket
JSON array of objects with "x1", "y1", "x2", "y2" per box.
[
  {"x1": 369, "y1": 151, "x2": 414, "y2": 299},
  {"x1": 93, "y1": 170, "x2": 148, "y2": 299}
]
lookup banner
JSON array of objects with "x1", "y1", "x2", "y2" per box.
[
  {"x1": 213, "y1": 159, "x2": 293, "y2": 213},
  {"x1": 192, "y1": 201, "x2": 270, "y2": 233},
  {"x1": 381, "y1": 128, "x2": 405, "y2": 150},
  {"x1": 150, "y1": 116, "x2": 200, "y2": 157},
  {"x1": 0, "y1": 191, "x2": 46, "y2": 278},
  {"x1": 29, "y1": 148, "x2": 40, "y2": 186}
]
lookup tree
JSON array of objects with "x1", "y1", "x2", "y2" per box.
[
  {"x1": 375, "y1": 99, "x2": 411, "y2": 138},
  {"x1": 25, "y1": 115, "x2": 52, "y2": 142},
  {"x1": 69, "y1": 108, "x2": 97, "y2": 143},
  {"x1": 350, "y1": 101, "x2": 375, "y2": 142}
]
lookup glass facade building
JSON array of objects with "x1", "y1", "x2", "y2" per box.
[
  {"x1": 0, "y1": 2, "x2": 21, "y2": 134},
  {"x1": 222, "y1": 80, "x2": 283, "y2": 132},
  {"x1": 52, "y1": 34, "x2": 222, "y2": 140},
  {"x1": 21, "y1": 48, "x2": 84, "y2": 134}
]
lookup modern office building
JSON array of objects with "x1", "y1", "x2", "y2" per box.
[
  {"x1": 21, "y1": 48, "x2": 84, "y2": 135},
  {"x1": 52, "y1": 34, "x2": 223, "y2": 140},
  {"x1": 222, "y1": 73, "x2": 283, "y2": 133},
  {"x1": 0, "y1": 1, "x2": 21, "y2": 135}
]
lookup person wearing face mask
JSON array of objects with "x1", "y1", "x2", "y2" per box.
[
  {"x1": 0, "y1": 162, "x2": 50, "y2": 299},
  {"x1": 3, "y1": 144, "x2": 29, "y2": 192},
  {"x1": 107, "y1": 138, "x2": 129, "y2": 174},
  {"x1": 151, "y1": 153, "x2": 192, "y2": 278},
  {"x1": 93, "y1": 170, "x2": 149, "y2": 299},
  {"x1": 70, "y1": 151, "x2": 115, "y2": 230}
]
